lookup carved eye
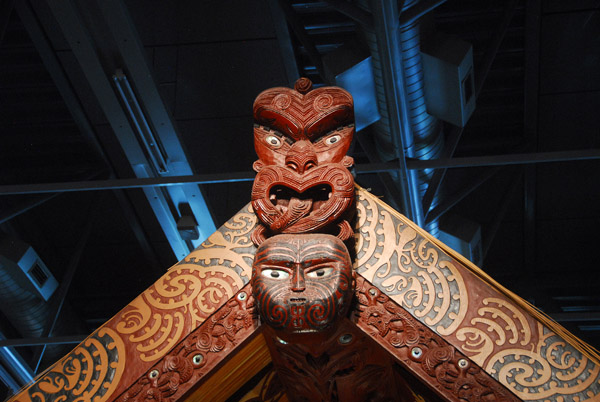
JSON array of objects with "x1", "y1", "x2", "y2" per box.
[
  {"x1": 261, "y1": 269, "x2": 289, "y2": 279},
  {"x1": 265, "y1": 135, "x2": 282, "y2": 148},
  {"x1": 307, "y1": 267, "x2": 334, "y2": 278},
  {"x1": 325, "y1": 134, "x2": 341, "y2": 145}
]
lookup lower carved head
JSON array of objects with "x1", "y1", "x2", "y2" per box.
[{"x1": 251, "y1": 234, "x2": 354, "y2": 335}]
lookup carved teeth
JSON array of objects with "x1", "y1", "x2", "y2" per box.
[
  {"x1": 289, "y1": 298, "x2": 307, "y2": 304},
  {"x1": 328, "y1": 192, "x2": 332, "y2": 199},
  {"x1": 270, "y1": 194, "x2": 276, "y2": 201}
]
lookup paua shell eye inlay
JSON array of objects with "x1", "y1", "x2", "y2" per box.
[{"x1": 251, "y1": 234, "x2": 353, "y2": 334}]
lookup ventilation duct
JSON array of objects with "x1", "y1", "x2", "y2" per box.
[
  {"x1": 0, "y1": 236, "x2": 85, "y2": 369},
  {"x1": 322, "y1": 43, "x2": 381, "y2": 131},
  {"x1": 356, "y1": 0, "x2": 444, "y2": 236},
  {"x1": 421, "y1": 32, "x2": 476, "y2": 127}
]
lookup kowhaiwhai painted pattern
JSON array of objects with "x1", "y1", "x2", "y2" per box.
[
  {"x1": 354, "y1": 187, "x2": 600, "y2": 401},
  {"x1": 354, "y1": 188, "x2": 468, "y2": 336}
]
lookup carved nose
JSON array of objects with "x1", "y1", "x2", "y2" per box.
[
  {"x1": 291, "y1": 266, "x2": 305, "y2": 292},
  {"x1": 285, "y1": 140, "x2": 317, "y2": 174}
]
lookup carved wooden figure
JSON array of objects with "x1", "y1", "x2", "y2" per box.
[{"x1": 251, "y1": 78, "x2": 356, "y2": 244}]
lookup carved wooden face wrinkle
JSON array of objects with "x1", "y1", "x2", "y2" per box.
[{"x1": 251, "y1": 234, "x2": 354, "y2": 335}]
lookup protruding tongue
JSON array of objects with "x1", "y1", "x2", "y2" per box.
[{"x1": 271, "y1": 196, "x2": 313, "y2": 231}]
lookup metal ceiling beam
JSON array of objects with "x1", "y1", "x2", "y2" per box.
[
  {"x1": 422, "y1": 0, "x2": 519, "y2": 215},
  {"x1": 551, "y1": 313, "x2": 600, "y2": 323},
  {"x1": 474, "y1": 0, "x2": 519, "y2": 100},
  {"x1": 277, "y1": 0, "x2": 328, "y2": 83},
  {"x1": 267, "y1": 0, "x2": 300, "y2": 86},
  {"x1": 324, "y1": 0, "x2": 373, "y2": 28},
  {"x1": 407, "y1": 148, "x2": 600, "y2": 169},
  {"x1": 425, "y1": 167, "x2": 500, "y2": 224},
  {"x1": 523, "y1": 0, "x2": 541, "y2": 304},
  {"x1": 15, "y1": 1, "x2": 164, "y2": 276},
  {"x1": 0, "y1": 335, "x2": 86, "y2": 348},
  {"x1": 481, "y1": 168, "x2": 522, "y2": 258},
  {"x1": 44, "y1": 0, "x2": 215, "y2": 260},
  {"x1": 0, "y1": 194, "x2": 59, "y2": 225},
  {"x1": 2, "y1": 147, "x2": 600, "y2": 195},
  {"x1": 97, "y1": 0, "x2": 216, "y2": 249},
  {"x1": 31, "y1": 197, "x2": 96, "y2": 373},
  {"x1": 399, "y1": 0, "x2": 446, "y2": 26}
]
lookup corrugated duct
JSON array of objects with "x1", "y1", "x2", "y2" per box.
[
  {"x1": 357, "y1": 0, "x2": 443, "y2": 236},
  {"x1": 0, "y1": 260, "x2": 83, "y2": 373}
]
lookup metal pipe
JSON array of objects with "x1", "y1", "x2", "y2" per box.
[
  {"x1": 0, "y1": 331, "x2": 33, "y2": 391},
  {"x1": 0, "y1": 362, "x2": 22, "y2": 394},
  {"x1": 421, "y1": 0, "x2": 519, "y2": 215},
  {"x1": 366, "y1": 0, "x2": 424, "y2": 227}
]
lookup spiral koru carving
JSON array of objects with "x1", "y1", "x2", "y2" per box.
[{"x1": 22, "y1": 329, "x2": 125, "y2": 402}]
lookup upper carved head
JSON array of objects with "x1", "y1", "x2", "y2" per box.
[
  {"x1": 252, "y1": 77, "x2": 355, "y2": 171},
  {"x1": 251, "y1": 78, "x2": 356, "y2": 241}
]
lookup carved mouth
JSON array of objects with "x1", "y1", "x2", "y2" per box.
[
  {"x1": 269, "y1": 184, "x2": 332, "y2": 215},
  {"x1": 289, "y1": 297, "x2": 307, "y2": 305}
]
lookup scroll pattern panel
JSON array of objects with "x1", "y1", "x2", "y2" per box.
[
  {"x1": 9, "y1": 329, "x2": 125, "y2": 402},
  {"x1": 112, "y1": 204, "x2": 257, "y2": 363},
  {"x1": 7, "y1": 204, "x2": 258, "y2": 402},
  {"x1": 355, "y1": 188, "x2": 600, "y2": 401}
]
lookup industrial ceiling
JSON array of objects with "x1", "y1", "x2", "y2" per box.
[{"x1": 0, "y1": 0, "x2": 599, "y2": 398}]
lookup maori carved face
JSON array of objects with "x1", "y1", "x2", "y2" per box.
[
  {"x1": 251, "y1": 78, "x2": 355, "y2": 241},
  {"x1": 251, "y1": 234, "x2": 354, "y2": 336}
]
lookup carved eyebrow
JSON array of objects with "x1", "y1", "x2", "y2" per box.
[
  {"x1": 254, "y1": 247, "x2": 297, "y2": 264},
  {"x1": 300, "y1": 259, "x2": 338, "y2": 268},
  {"x1": 300, "y1": 243, "x2": 347, "y2": 260},
  {"x1": 260, "y1": 126, "x2": 294, "y2": 145}
]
